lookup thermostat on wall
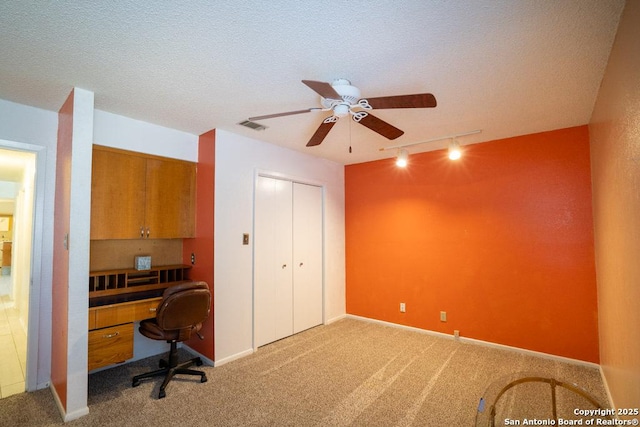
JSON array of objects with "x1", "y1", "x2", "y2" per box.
[{"x1": 135, "y1": 255, "x2": 152, "y2": 271}]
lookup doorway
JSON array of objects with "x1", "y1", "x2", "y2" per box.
[{"x1": 0, "y1": 147, "x2": 36, "y2": 398}]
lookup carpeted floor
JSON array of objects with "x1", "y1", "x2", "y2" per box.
[{"x1": 0, "y1": 318, "x2": 611, "y2": 426}]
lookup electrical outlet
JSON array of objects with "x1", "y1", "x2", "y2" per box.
[
  {"x1": 440, "y1": 311, "x2": 447, "y2": 322},
  {"x1": 400, "y1": 302, "x2": 406, "y2": 313},
  {"x1": 454, "y1": 330, "x2": 460, "y2": 340}
]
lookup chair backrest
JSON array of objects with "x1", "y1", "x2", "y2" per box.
[{"x1": 156, "y1": 281, "x2": 211, "y2": 332}]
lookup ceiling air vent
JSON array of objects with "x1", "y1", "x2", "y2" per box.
[{"x1": 238, "y1": 120, "x2": 267, "y2": 131}]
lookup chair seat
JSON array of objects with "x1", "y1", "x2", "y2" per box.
[
  {"x1": 138, "y1": 318, "x2": 168, "y2": 340},
  {"x1": 139, "y1": 318, "x2": 204, "y2": 342}
]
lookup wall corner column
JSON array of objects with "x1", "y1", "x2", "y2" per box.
[{"x1": 51, "y1": 87, "x2": 94, "y2": 421}]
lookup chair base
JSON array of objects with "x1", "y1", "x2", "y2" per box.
[{"x1": 132, "y1": 341, "x2": 207, "y2": 399}]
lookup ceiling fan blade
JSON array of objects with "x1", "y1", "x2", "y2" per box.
[
  {"x1": 365, "y1": 93, "x2": 437, "y2": 109},
  {"x1": 306, "y1": 118, "x2": 337, "y2": 147},
  {"x1": 302, "y1": 80, "x2": 342, "y2": 100},
  {"x1": 248, "y1": 108, "x2": 320, "y2": 121},
  {"x1": 355, "y1": 112, "x2": 404, "y2": 140}
]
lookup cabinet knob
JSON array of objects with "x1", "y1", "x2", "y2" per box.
[
  {"x1": 140, "y1": 227, "x2": 144, "y2": 238},
  {"x1": 299, "y1": 262, "x2": 304, "y2": 267},
  {"x1": 146, "y1": 228, "x2": 150, "y2": 238},
  {"x1": 282, "y1": 264, "x2": 287, "y2": 269}
]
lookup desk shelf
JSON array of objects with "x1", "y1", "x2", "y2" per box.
[{"x1": 89, "y1": 265, "x2": 190, "y2": 298}]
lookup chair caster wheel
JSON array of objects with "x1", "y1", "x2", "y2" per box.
[
  {"x1": 195, "y1": 359, "x2": 203, "y2": 367},
  {"x1": 159, "y1": 390, "x2": 166, "y2": 399},
  {"x1": 201, "y1": 375, "x2": 207, "y2": 383},
  {"x1": 132, "y1": 380, "x2": 141, "y2": 387},
  {"x1": 159, "y1": 359, "x2": 167, "y2": 368}
]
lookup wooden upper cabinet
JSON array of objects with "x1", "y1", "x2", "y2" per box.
[
  {"x1": 91, "y1": 148, "x2": 146, "y2": 239},
  {"x1": 91, "y1": 146, "x2": 196, "y2": 240},
  {"x1": 144, "y1": 157, "x2": 196, "y2": 239}
]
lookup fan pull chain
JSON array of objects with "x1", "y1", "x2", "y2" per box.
[{"x1": 349, "y1": 115, "x2": 353, "y2": 153}]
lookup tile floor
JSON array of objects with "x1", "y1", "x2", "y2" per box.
[{"x1": 0, "y1": 274, "x2": 26, "y2": 398}]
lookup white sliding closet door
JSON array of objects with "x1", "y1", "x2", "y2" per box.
[
  {"x1": 255, "y1": 176, "x2": 293, "y2": 347},
  {"x1": 254, "y1": 176, "x2": 323, "y2": 348},
  {"x1": 293, "y1": 182, "x2": 323, "y2": 334}
]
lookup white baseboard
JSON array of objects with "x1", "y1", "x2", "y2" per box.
[
  {"x1": 36, "y1": 381, "x2": 50, "y2": 391},
  {"x1": 50, "y1": 383, "x2": 90, "y2": 422},
  {"x1": 50, "y1": 384, "x2": 64, "y2": 419},
  {"x1": 63, "y1": 406, "x2": 90, "y2": 423},
  {"x1": 211, "y1": 316, "x2": 347, "y2": 367},
  {"x1": 182, "y1": 343, "x2": 215, "y2": 367},
  {"x1": 599, "y1": 365, "x2": 617, "y2": 413},
  {"x1": 326, "y1": 313, "x2": 347, "y2": 325},
  {"x1": 214, "y1": 348, "x2": 255, "y2": 367},
  {"x1": 346, "y1": 314, "x2": 600, "y2": 369}
]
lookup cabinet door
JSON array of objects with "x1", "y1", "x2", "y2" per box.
[
  {"x1": 293, "y1": 183, "x2": 323, "y2": 334},
  {"x1": 91, "y1": 148, "x2": 146, "y2": 239},
  {"x1": 254, "y1": 176, "x2": 294, "y2": 347},
  {"x1": 144, "y1": 158, "x2": 196, "y2": 239}
]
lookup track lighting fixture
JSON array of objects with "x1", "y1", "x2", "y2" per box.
[
  {"x1": 396, "y1": 149, "x2": 409, "y2": 167},
  {"x1": 379, "y1": 129, "x2": 482, "y2": 163}
]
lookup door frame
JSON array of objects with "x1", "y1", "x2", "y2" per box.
[
  {"x1": 252, "y1": 169, "x2": 325, "y2": 351},
  {"x1": 0, "y1": 138, "x2": 47, "y2": 392}
]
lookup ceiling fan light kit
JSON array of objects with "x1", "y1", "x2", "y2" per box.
[{"x1": 246, "y1": 79, "x2": 437, "y2": 147}]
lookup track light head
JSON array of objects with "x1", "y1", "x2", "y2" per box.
[
  {"x1": 396, "y1": 149, "x2": 409, "y2": 167},
  {"x1": 448, "y1": 139, "x2": 462, "y2": 160}
]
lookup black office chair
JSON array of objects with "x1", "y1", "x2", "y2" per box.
[{"x1": 132, "y1": 281, "x2": 211, "y2": 398}]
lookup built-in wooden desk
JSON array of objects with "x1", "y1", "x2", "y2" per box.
[{"x1": 88, "y1": 265, "x2": 191, "y2": 371}]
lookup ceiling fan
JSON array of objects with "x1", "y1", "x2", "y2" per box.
[{"x1": 248, "y1": 79, "x2": 437, "y2": 147}]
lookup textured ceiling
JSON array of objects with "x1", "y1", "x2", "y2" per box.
[{"x1": 0, "y1": 1, "x2": 625, "y2": 165}]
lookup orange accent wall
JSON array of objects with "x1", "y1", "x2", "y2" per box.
[
  {"x1": 51, "y1": 90, "x2": 74, "y2": 408},
  {"x1": 183, "y1": 129, "x2": 215, "y2": 360},
  {"x1": 345, "y1": 126, "x2": 599, "y2": 363}
]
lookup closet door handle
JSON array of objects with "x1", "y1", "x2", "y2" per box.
[
  {"x1": 140, "y1": 227, "x2": 144, "y2": 238},
  {"x1": 146, "y1": 228, "x2": 150, "y2": 238}
]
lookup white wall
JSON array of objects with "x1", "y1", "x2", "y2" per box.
[
  {"x1": 0, "y1": 98, "x2": 58, "y2": 390},
  {"x1": 14, "y1": 157, "x2": 36, "y2": 332},
  {"x1": 93, "y1": 109, "x2": 198, "y2": 161},
  {"x1": 0, "y1": 181, "x2": 19, "y2": 201},
  {"x1": 214, "y1": 129, "x2": 346, "y2": 364}
]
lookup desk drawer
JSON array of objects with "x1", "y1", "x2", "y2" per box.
[
  {"x1": 135, "y1": 298, "x2": 161, "y2": 321},
  {"x1": 91, "y1": 297, "x2": 162, "y2": 329},
  {"x1": 94, "y1": 304, "x2": 136, "y2": 329},
  {"x1": 88, "y1": 323, "x2": 134, "y2": 371}
]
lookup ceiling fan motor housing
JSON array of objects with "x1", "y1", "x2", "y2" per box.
[{"x1": 321, "y1": 79, "x2": 362, "y2": 110}]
